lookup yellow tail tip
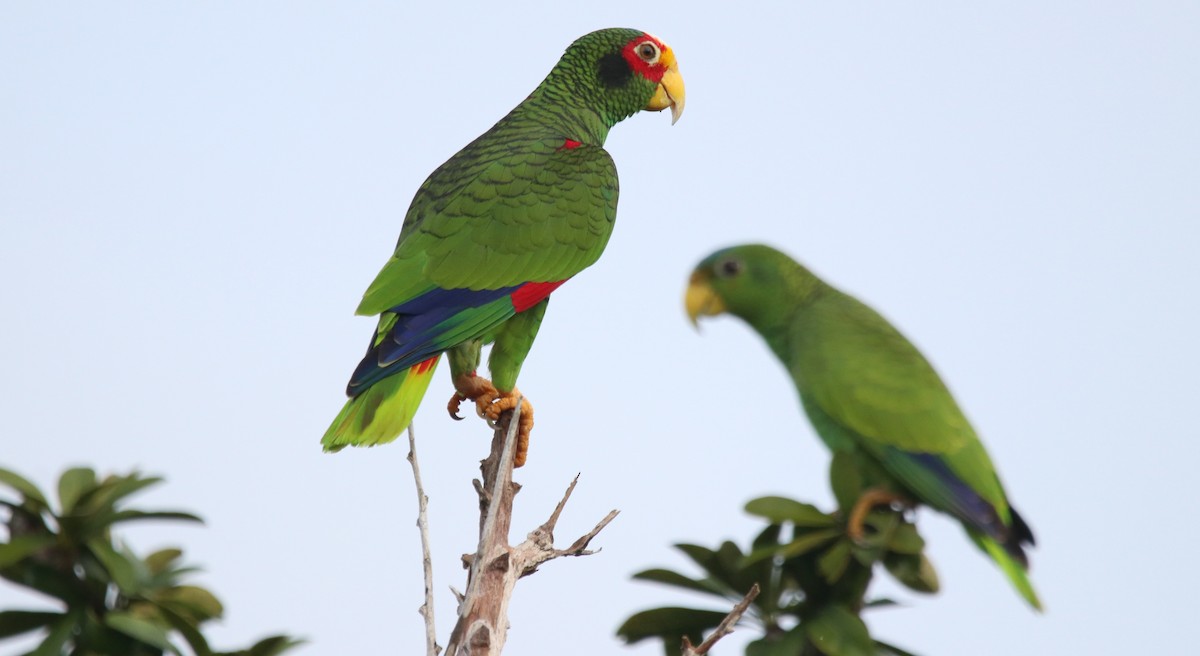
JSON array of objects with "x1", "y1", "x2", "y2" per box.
[{"x1": 320, "y1": 356, "x2": 441, "y2": 452}]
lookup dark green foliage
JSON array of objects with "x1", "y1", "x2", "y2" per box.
[
  {"x1": 0, "y1": 466, "x2": 302, "y2": 656},
  {"x1": 617, "y1": 489, "x2": 937, "y2": 656}
]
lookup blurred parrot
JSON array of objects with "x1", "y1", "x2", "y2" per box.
[
  {"x1": 685, "y1": 244, "x2": 1041, "y2": 610},
  {"x1": 322, "y1": 28, "x2": 685, "y2": 465}
]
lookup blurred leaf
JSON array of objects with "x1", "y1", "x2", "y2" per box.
[
  {"x1": 28, "y1": 612, "x2": 77, "y2": 656},
  {"x1": 57, "y1": 467, "x2": 97, "y2": 514},
  {"x1": 0, "y1": 610, "x2": 63, "y2": 640},
  {"x1": 744, "y1": 529, "x2": 841, "y2": 567},
  {"x1": 76, "y1": 474, "x2": 163, "y2": 515},
  {"x1": 715, "y1": 541, "x2": 753, "y2": 591},
  {"x1": 886, "y1": 523, "x2": 924, "y2": 556},
  {"x1": 829, "y1": 452, "x2": 864, "y2": 513},
  {"x1": 781, "y1": 529, "x2": 841, "y2": 559},
  {"x1": 883, "y1": 553, "x2": 939, "y2": 594},
  {"x1": 747, "y1": 524, "x2": 784, "y2": 613},
  {"x1": 742, "y1": 544, "x2": 779, "y2": 567},
  {"x1": 0, "y1": 468, "x2": 49, "y2": 507},
  {"x1": 746, "y1": 625, "x2": 808, "y2": 656},
  {"x1": 864, "y1": 598, "x2": 899, "y2": 609},
  {"x1": 632, "y1": 568, "x2": 728, "y2": 598},
  {"x1": 1, "y1": 561, "x2": 86, "y2": 605},
  {"x1": 746, "y1": 497, "x2": 837, "y2": 527},
  {"x1": 805, "y1": 605, "x2": 874, "y2": 656},
  {"x1": 674, "y1": 542, "x2": 748, "y2": 594},
  {"x1": 616, "y1": 607, "x2": 730, "y2": 644},
  {"x1": 0, "y1": 535, "x2": 55, "y2": 568},
  {"x1": 2, "y1": 466, "x2": 300, "y2": 656},
  {"x1": 105, "y1": 611, "x2": 179, "y2": 653},
  {"x1": 159, "y1": 604, "x2": 214, "y2": 656},
  {"x1": 674, "y1": 544, "x2": 720, "y2": 577},
  {"x1": 87, "y1": 538, "x2": 145, "y2": 594},
  {"x1": 818, "y1": 540, "x2": 852, "y2": 584},
  {"x1": 85, "y1": 510, "x2": 203, "y2": 536},
  {"x1": 159, "y1": 585, "x2": 224, "y2": 623},
  {"x1": 145, "y1": 548, "x2": 184, "y2": 576},
  {"x1": 752, "y1": 523, "x2": 783, "y2": 549}
]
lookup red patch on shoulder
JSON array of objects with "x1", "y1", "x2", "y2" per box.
[
  {"x1": 622, "y1": 33, "x2": 668, "y2": 83},
  {"x1": 510, "y1": 279, "x2": 569, "y2": 312},
  {"x1": 411, "y1": 356, "x2": 439, "y2": 375},
  {"x1": 559, "y1": 138, "x2": 582, "y2": 150}
]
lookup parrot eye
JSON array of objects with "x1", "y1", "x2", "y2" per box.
[
  {"x1": 717, "y1": 258, "x2": 743, "y2": 279},
  {"x1": 636, "y1": 41, "x2": 660, "y2": 64}
]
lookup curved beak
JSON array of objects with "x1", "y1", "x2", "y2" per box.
[
  {"x1": 645, "y1": 46, "x2": 685, "y2": 125},
  {"x1": 685, "y1": 274, "x2": 725, "y2": 329}
]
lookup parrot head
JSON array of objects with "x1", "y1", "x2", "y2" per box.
[
  {"x1": 686, "y1": 244, "x2": 818, "y2": 330},
  {"x1": 555, "y1": 28, "x2": 686, "y2": 125}
]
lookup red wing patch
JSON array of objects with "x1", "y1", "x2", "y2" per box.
[
  {"x1": 411, "y1": 355, "x2": 439, "y2": 375},
  {"x1": 510, "y1": 280, "x2": 569, "y2": 312},
  {"x1": 559, "y1": 138, "x2": 582, "y2": 150}
]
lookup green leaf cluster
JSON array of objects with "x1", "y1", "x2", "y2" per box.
[
  {"x1": 617, "y1": 473, "x2": 938, "y2": 655},
  {"x1": 0, "y1": 466, "x2": 303, "y2": 656}
]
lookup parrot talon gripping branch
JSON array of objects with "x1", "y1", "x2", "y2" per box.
[
  {"x1": 846, "y1": 488, "x2": 912, "y2": 543},
  {"x1": 685, "y1": 244, "x2": 1042, "y2": 610},
  {"x1": 321, "y1": 28, "x2": 684, "y2": 467}
]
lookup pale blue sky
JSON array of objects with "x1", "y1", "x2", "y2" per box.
[{"x1": 2, "y1": 2, "x2": 1198, "y2": 654}]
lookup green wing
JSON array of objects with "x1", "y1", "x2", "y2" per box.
[
  {"x1": 790, "y1": 286, "x2": 1040, "y2": 610},
  {"x1": 358, "y1": 123, "x2": 618, "y2": 316},
  {"x1": 791, "y1": 290, "x2": 1009, "y2": 516}
]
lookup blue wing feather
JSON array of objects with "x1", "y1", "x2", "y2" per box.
[{"x1": 346, "y1": 285, "x2": 521, "y2": 396}]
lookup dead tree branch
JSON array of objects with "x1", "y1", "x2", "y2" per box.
[
  {"x1": 443, "y1": 399, "x2": 620, "y2": 655},
  {"x1": 681, "y1": 584, "x2": 761, "y2": 656},
  {"x1": 406, "y1": 423, "x2": 441, "y2": 656}
]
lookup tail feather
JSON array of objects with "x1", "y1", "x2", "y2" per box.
[
  {"x1": 970, "y1": 529, "x2": 1043, "y2": 611},
  {"x1": 1010, "y1": 505, "x2": 1036, "y2": 549},
  {"x1": 321, "y1": 355, "x2": 440, "y2": 452}
]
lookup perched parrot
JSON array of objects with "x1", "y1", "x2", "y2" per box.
[
  {"x1": 685, "y1": 244, "x2": 1041, "y2": 610},
  {"x1": 322, "y1": 28, "x2": 685, "y2": 465}
]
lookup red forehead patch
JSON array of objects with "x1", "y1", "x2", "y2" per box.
[{"x1": 621, "y1": 34, "x2": 668, "y2": 83}]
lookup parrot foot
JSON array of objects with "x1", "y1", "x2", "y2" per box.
[
  {"x1": 481, "y1": 390, "x2": 534, "y2": 468},
  {"x1": 847, "y1": 488, "x2": 910, "y2": 543},
  {"x1": 448, "y1": 375, "x2": 535, "y2": 467},
  {"x1": 447, "y1": 393, "x2": 470, "y2": 421},
  {"x1": 449, "y1": 373, "x2": 499, "y2": 421}
]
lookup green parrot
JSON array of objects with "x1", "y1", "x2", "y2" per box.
[
  {"x1": 685, "y1": 244, "x2": 1040, "y2": 610},
  {"x1": 322, "y1": 28, "x2": 685, "y2": 465}
]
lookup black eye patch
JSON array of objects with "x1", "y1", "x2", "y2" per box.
[{"x1": 597, "y1": 52, "x2": 633, "y2": 89}]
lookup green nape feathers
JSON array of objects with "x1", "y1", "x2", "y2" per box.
[
  {"x1": 321, "y1": 28, "x2": 684, "y2": 460},
  {"x1": 686, "y1": 244, "x2": 1041, "y2": 610}
]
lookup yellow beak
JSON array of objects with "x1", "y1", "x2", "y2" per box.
[
  {"x1": 685, "y1": 275, "x2": 726, "y2": 328},
  {"x1": 645, "y1": 46, "x2": 685, "y2": 125}
]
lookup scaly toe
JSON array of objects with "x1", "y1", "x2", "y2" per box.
[
  {"x1": 473, "y1": 394, "x2": 499, "y2": 422},
  {"x1": 484, "y1": 394, "x2": 521, "y2": 423},
  {"x1": 513, "y1": 398, "x2": 534, "y2": 468}
]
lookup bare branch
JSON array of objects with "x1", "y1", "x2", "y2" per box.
[
  {"x1": 542, "y1": 473, "x2": 580, "y2": 534},
  {"x1": 681, "y1": 584, "x2": 761, "y2": 656},
  {"x1": 443, "y1": 398, "x2": 621, "y2": 655},
  {"x1": 445, "y1": 400, "x2": 523, "y2": 656},
  {"x1": 407, "y1": 423, "x2": 441, "y2": 656},
  {"x1": 557, "y1": 509, "x2": 620, "y2": 557}
]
